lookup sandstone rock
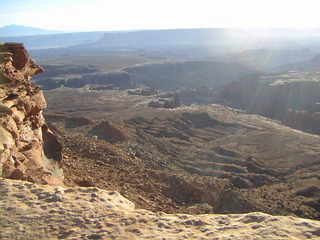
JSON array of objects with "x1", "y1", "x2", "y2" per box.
[
  {"x1": 4, "y1": 43, "x2": 29, "y2": 70},
  {"x1": 0, "y1": 43, "x2": 63, "y2": 184},
  {"x1": 1, "y1": 177, "x2": 320, "y2": 240},
  {"x1": 8, "y1": 169, "x2": 24, "y2": 180},
  {"x1": 42, "y1": 125, "x2": 63, "y2": 161}
]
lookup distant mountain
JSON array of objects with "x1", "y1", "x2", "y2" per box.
[
  {"x1": 4, "y1": 27, "x2": 320, "y2": 61},
  {"x1": 64, "y1": 28, "x2": 254, "y2": 60},
  {"x1": 0, "y1": 25, "x2": 63, "y2": 37},
  {"x1": 67, "y1": 28, "x2": 320, "y2": 62},
  {"x1": 88, "y1": 28, "x2": 249, "y2": 49},
  {"x1": 80, "y1": 28, "x2": 320, "y2": 50},
  {"x1": 0, "y1": 32, "x2": 106, "y2": 50}
]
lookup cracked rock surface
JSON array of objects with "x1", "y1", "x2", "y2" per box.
[{"x1": 1, "y1": 177, "x2": 320, "y2": 240}]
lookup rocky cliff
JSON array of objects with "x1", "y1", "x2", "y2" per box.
[
  {"x1": 123, "y1": 61, "x2": 257, "y2": 91},
  {"x1": 0, "y1": 42, "x2": 63, "y2": 185}
]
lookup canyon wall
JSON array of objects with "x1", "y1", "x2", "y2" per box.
[{"x1": 219, "y1": 75, "x2": 320, "y2": 134}]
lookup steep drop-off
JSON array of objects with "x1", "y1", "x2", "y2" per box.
[
  {"x1": 219, "y1": 71, "x2": 320, "y2": 134},
  {"x1": 124, "y1": 61, "x2": 258, "y2": 91}
]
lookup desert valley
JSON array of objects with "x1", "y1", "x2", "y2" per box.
[{"x1": 1, "y1": 25, "x2": 320, "y2": 239}]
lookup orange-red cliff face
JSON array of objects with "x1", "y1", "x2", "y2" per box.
[
  {"x1": 0, "y1": 43, "x2": 63, "y2": 185},
  {"x1": 5, "y1": 42, "x2": 30, "y2": 70}
]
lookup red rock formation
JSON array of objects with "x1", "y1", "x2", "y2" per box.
[
  {"x1": 4, "y1": 42, "x2": 30, "y2": 70},
  {"x1": 0, "y1": 43, "x2": 63, "y2": 185}
]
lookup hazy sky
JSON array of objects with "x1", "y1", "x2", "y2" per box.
[{"x1": 1, "y1": 0, "x2": 320, "y2": 31}]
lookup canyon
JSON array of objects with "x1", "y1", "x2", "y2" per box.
[{"x1": 1, "y1": 43, "x2": 320, "y2": 239}]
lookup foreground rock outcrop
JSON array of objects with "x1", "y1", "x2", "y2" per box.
[
  {"x1": 0, "y1": 43, "x2": 63, "y2": 184},
  {"x1": 1, "y1": 177, "x2": 320, "y2": 240}
]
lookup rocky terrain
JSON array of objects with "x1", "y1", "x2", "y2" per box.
[
  {"x1": 33, "y1": 55, "x2": 162, "y2": 90},
  {"x1": 1, "y1": 43, "x2": 320, "y2": 239},
  {"x1": 123, "y1": 61, "x2": 258, "y2": 91},
  {"x1": 2, "y1": 177, "x2": 320, "y2": 240},
  {"x1": 43, "y1": 85, "x2": 320, "y2": 220},
  {"x1": 219, "y1": 71, "x2": 320, "y2": 135},
  {"x1": 0, "y1": 43, "x2": 63, "y2": 184},
  {"x1": 34, "y1": 59, "x2": 258, "y2": 92}
]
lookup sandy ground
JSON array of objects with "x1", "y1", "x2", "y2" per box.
[{"x1": 1, "y1": 177, "x2": 320, "y2": 240}]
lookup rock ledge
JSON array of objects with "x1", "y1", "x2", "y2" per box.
[{"x1": 1, "y1": 177, "x2": 320, "y2": 240}]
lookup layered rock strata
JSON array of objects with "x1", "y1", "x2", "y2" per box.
[{"x1": 0, "y1": 42, "x2": 63, "y2": 184}]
